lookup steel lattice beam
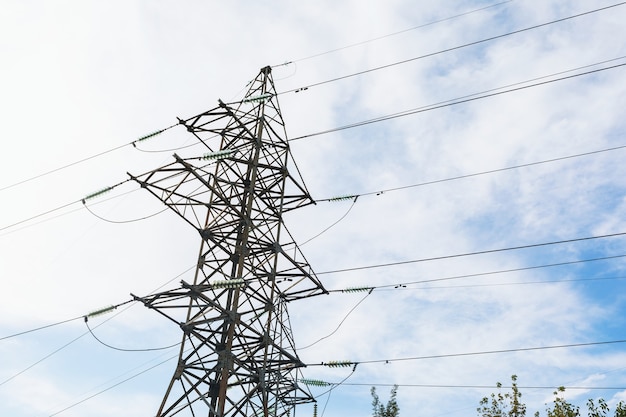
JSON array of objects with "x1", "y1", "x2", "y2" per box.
[{"x1": 129, "y1": 66, "x2": 327, "y2": 417}]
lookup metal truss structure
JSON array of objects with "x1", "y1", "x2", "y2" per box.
[{"x1": 129, "y1": 66, "x2": 327, "y2": 417}]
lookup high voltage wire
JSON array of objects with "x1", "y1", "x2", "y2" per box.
[
  {"x1": 0, "y1": 186, "x2": 142, "y2": 238},
  {"x1": 0, "y1": 57, "x2": 619, "y2": 217},
  {"x1": 272, "y1": 0, "x2": 514, "y2": 65},
  {"x1": 6, "y1": 1, "x2": 509, "y2": 210},
  {"x1": 290, "y1": 61, "x2": 626, "y2": 141},
  {"x1": 4, "y1": 266, "x2": 622, "y2": 408},
  {"x1": 377, "y1": 274, "x2": 626, "y2": 291},
  {"x1": 2, "y1": 135, "x2": 625, "y2": 235},
  {"x1": 45, "y1": 348, "x2": 181, "y2": 416},
  {"x1": 278, "y1": 2, "x2": 626, "y2": 96},
  {"x1": 316, "y1": 140, "x2": 626, "y2": 202},
  {"x1": 298, "y1": 257, "x2": 626, "y2": 352},
  {"x1": 0, "y1": 252, "x2": 620, "y2": 348},
  {"x1": 1, "y1": 4, "x2": 621, "y2": 414},
  {"x1": 364, "y1": 254, "x2": 626, "y2": 289},
  {"x1": 311, "y1": 339, "x2": 626, "y2": 367},
  {"x1": 316, "y1": 232, "x2": 626, "y2": 275},
  {"x1": 0, "y1": 265, "x2": 196, "y2": 387},
  {"x1": 40, "y1": 340, "x2": 626, "y2": 417},
  {"x1": 84, "y1": 319, "x2": 180, "y2": 352},
  {"x1": 18, "y1": 310, "x2": 626, "y2": 415},
  {"x1": 321, "y1": 382, "x2": 626, "y2": 391},
  {"x1": 0, "y1": 300, "x2": 134, "y2": 387},
  {"x1": 298, "y1": 289, "x2": 373, "y2": 351},
  {"x1": 0, "y1": 179, "x2": 131, "y2": 233},
  {"x1": 0, "y1": 263, "x2": 196, "y2": 389},
  {"x1": 1, "y1": 34, "x2": 620, "y2": 199},
  {"x1": 301, "y1": 196, "x2": 358, "y2": 245},
  {"x1": 0, "y1": 263, "x2": 196, "y2": 343},
  {"x1": 1, "y1": 161, "x2": 220, "y2": 234},
  {"x1": 82, "y1": 201, "x2": 169, "y2": 224},
  {"x1": 0, "y1": 316, "x2": 84, "y2": 341},
  {"x1": 0, "y1": 124, "x2": 179, "y2": 194},
  {"x1": 3, "y1": 254, "x2": 623, "y2": 343},
  {"x1": 46, "y1": 354, "x2": 177, "y2": 417}
]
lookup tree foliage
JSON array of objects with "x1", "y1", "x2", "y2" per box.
[
  {"x1": 546, "y1": 387, "x2": 579, "y2": 417},
  {"x1": 477, "y1": 376, "x2": 626, "y2": 417},
  {"x1": 371, "y1": 385, "x2": 400, "y2": 417},
  {"x1": 477, "y1": 375, "x2": 526, "y2": 417}
]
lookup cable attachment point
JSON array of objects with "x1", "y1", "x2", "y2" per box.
[
  {"x1": 322, "y1": 360, "x2": 355, "y2": 368},
  {"x1": 202, "y1": 149, "x2": 235, "y2": 161},
  {"x1": 327, "y1": 195, "x2": 359, "y2": 202},
  {"x1": 243, "y1": 93, "x2": 273, "y2": 104},
  {"x1": 299, "y1": 378, "x2": 332, "y2": 387},
  {"x1": 341, "y1": 286, "x2": 374, "y2": 293},
  {"x1": 82, "y1": 186, "x2": 113, "y2": 204},
  {"x1": 132, "y1": 129, "x2": 166, "y2": 147},
  {"x1": 211, "y1": 278, "x2": 245, "y2": 289},
  {"x1": 84, "y1": 305, "x2": 117, "y2": 322}
]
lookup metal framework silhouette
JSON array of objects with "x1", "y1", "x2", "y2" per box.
[{"x1": 130, "y1": 66, "x2": 327, "y2": 417}]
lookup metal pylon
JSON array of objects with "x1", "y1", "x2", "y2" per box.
[{"x1": 129, "y1": 66, "x2": 327, "y2": 417}]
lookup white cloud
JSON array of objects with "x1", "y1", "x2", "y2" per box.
[{"x1": 1, "y1": 1, "x2": 626, "y2": 417}]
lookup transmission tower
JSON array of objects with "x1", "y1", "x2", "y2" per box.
[{"x1": 129, "y1": 66, "x2": 327, "y2": 417}]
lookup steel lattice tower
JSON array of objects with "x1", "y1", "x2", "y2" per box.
[{"x1": 129, "y1": 66, "x2": 327, "y2": 417}]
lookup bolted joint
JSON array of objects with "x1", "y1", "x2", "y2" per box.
[
  {"x1": 130, "y1": 293, "x2": 153, "y2": 309},
  {"x1": 226, "y1": 310, "x2": 241, "y2": 323},
  {"x1": 208, "y1": 382, "x2": 219, "y2": 397},
  {"x1": 217, "y1": 348, "x2": 234, "y2": 369},
  {"x1": 272, "y1": 242, "x2": 282, "y2": 254},
  {"x1": 179, "y1": 322, "x2": 193, "y2": 334},
  {"x1": 199, "y1": 228, "x2": 213, "y2": 240},
  {"x1": 173, "y1": 359, "x2": 185, "y2": 379}
]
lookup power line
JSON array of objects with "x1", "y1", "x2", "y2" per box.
[
  {"x1": 378, "y1": 275, "x2": 626, "y2": 291},
  {"x1": 0, "y1": 316, "x2": 84, "y2": 342},
  {"x1": 84, "y1": 317, "x2": 180, "y2": 352},
  {"x1": 0, "y1": 156, "x2": 226, "y2": 234},
  {"x1": 0, "y1": 199, "x2": 82, "y2": 234},
  {"x1": 82, "y1": 201, "x2": 169, "y2": 224},
  {"x1": 47, "y1": 353, "x2": 177, "y2": 417},
  {"x1": 0, "y1": 179, "x2": 131, "y2": 233},
  {"x1": 38, "y1": 324, "x2": 626, "y2": 415},
  {"x1": 329, "y1": 274, "x2": 626, "y2": 293},
  {"x1": 3, "y1": 58, "x2": 623, "y2": 236},
  {"x1": 311, "y1": 339, "x2": 626, "y2": 367},
  {"x1": 326, "y1": 382, "x2": 626, "y2": 391},
  {"x1": 0, "y1": 264, "x2": 196, "y2": 343},
  {"x1": 291, "y1": 61, "x2": 626, "y2": 141},
  {"x1": 279, "y1": 2, "x2": 626, "y2": 96},
  {"x1": 299, "y1": 289, "x2": 373, "y2": 350},
  {"x1": 0, "y1": 264, "x2": 195, "y2": 400},
  {"x1": 0, "y1": 124, "x2": 178, "y2": 194},
  {"x1": 0, "y1": 331, "x2": 88, "y2": 387},
  {"x1": 316, "y1": 140, "x2": 626, "y2": 202},
  {"x1": 301, "y1": 196, "x2": 359, "y2": 245},
  {"x1": 274, "y1": 0, "x2": 514, "y2": 65},
  {"x1": 317, "y1": 232, "x2": 626, "y2": 275},
  {"x1": 2, "y1": 16, "x2": 621, "y2": 208},
  {"x1": 0, "y1": 300, "x2": 134, "y2": 387},
  {"x1": 369, "y1": 254, "x2": 626, "y2": 289},
  {"x1": 5, "y1": 132, "x2": 626, "y2": 238},
  {"x1": 314, "y1": 367, "x2": 358, "y2": 401},
  {"x1": 300, "y1": 256, "x2": 626, "y2": 350}
]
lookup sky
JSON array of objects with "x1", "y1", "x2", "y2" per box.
[{"x1": 1, "y1": 1, "x2": 626, "y2": 416}]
